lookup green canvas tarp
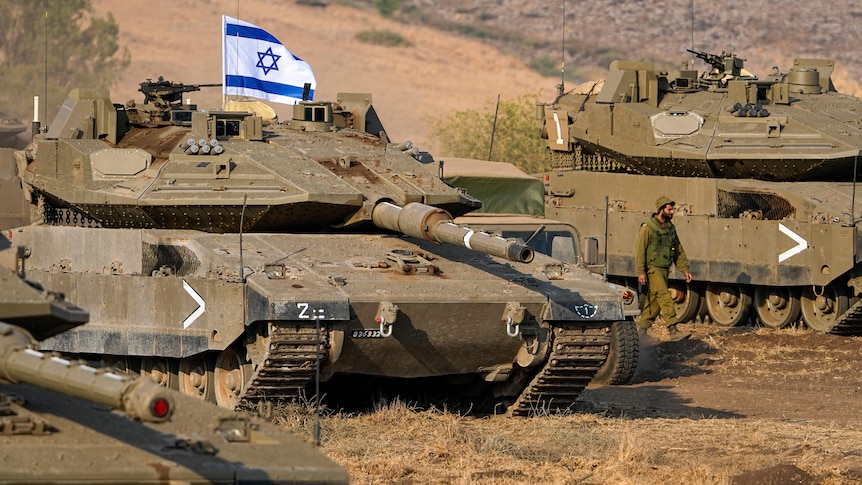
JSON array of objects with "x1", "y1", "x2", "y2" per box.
[{"x1": 441, "y1": 158, "x2": 545, "y2": 217}]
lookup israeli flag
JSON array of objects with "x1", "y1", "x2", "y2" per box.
[{"x1": 222, "y1": 15, "x2": 316, "y2": 104}]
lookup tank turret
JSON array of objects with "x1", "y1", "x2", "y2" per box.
[
  {"x1": 4, "y1": 78, "x2": 631, "y2": 417},
  {"x1": 540, "y1": 50, "x2": 862, "y2": 181},
  {"x1": 16, "y1": 81, "x2": 481, "y2": 230}
]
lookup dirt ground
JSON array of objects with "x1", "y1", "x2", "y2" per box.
[
  {"x1": 573, "y1": 324, "x2": 862, "y2": 483},
  {"x1": 581, "y1": 324, "x2": 862, "y2": 424}
]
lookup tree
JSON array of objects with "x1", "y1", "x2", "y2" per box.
[
  {"x1": 428, "y1": 93, "x2": 550, "y2": 174},
  {"x1": 0, "y1": 0, "x2": 129, "y2": 124}
]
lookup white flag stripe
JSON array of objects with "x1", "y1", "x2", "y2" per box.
[{"x1": 222, "y1": 15, "x2": 316, "y2": 104}]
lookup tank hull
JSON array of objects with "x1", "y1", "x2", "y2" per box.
[
  {"x1": 4, "y1": 224, "x2": 626, "y2": 414},
  {"x1": 544, "y1": 169, "x2": 862, "y2": 333}
]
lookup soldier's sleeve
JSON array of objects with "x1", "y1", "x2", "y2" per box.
[{"x1": 634, "y1": 224, "x2": 649, "y2": 276}]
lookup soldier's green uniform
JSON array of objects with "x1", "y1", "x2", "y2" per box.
[{"x1": 635, "y1": 196, "x2": 691, "y2": 331}]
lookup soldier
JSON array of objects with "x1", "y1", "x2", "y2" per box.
[{"x1": 635, "y1": 196, "x2": 693, "y2": 340}]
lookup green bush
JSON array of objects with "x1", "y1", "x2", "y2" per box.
[
  {"x1": 529, "y1": 56, "x2": 560, "y2": 78},
  {"x1": 355, "y1": 29, "x2": 413, "y2": 47},
  {"x1": 428, "y1": 93, "x2": 550, "y2": 174}
]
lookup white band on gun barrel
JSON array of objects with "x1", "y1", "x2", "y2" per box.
[{"x1": 463, "y1": 230, "x2": 474, "y2": 250}]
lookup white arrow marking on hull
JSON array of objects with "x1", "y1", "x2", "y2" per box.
[
  {"x1": 182, "y1": 280, "x2": 206, "y2": 329},
  {"x1": 778, "y1": 223, "x2": 808, "y2": 263}
]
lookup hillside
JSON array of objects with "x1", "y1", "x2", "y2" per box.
[
  {"x1": 412, "y1": 0, "x2": 862, "y2": 92},
  {"x1": 92, "y1": 0, "x2": 550, "y2": 155},
  {"x1": 92, "y1": 0, "x2": 862, "y2": 156}
]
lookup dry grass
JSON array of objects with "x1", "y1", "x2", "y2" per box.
[
  {"x1": 274, "y1": 400, "x2": 862, "y2": 484},
  {"x1": 266, "y1": 326, "x2": 862, "y2": 484}
]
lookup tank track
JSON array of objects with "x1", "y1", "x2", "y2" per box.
[
  {"x1": 508, "y1": 322, "x2": 611, "y2": 417},
  {"x1": 242, "y1": 323, "x2": 329, "y2": 403},
  {"x1": 829, "y1": 301, "x2": 862, "y2": 335}
]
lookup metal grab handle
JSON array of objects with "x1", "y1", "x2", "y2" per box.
[
  {"x1": 376, "y1": 317, "x2": 393, "y2": 338},
  {"x1": 505, "y1": 316, "x2": 520, "y2": 337}
]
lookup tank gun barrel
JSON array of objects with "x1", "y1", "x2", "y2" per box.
[
  {"x1": 371, "y1": 202, "x2": 534, "y2": 263},
  {"x1": 0, "y1": 322, "x2": 173, "y2": 422}
]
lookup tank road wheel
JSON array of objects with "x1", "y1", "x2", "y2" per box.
[
  {"x1": 705, "y1": 283, "x2": 752, "y2": 327},
  {"x1": 669, "y1": 281, "x2": 702, "y2": 324},
  {"x1": 801, "y1": 284, "x2": 849, "y2": 332},
  {"x1": 140, "y1": 358, "x2": 178, "y2": 389},
  {"x1": 592, "y1": 320, "x2": 639, "y2": 385},
  {"x1": 102, "y1": 356, "x2": 137, "y2": 375},
  {"x1": 215, "y1": 347, "x2": 251, "y2": 409},
  {"x1": 754, "y1": 286, "x2": 801, "y2": 329},
  {"x1": 179, "y1": 355, "x2": 215, "y2": 402}
]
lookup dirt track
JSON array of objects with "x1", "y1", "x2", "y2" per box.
[{"x1": 580, "y1": 324, "x2": 862, "y2": 424}]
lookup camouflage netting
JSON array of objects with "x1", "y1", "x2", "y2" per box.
[{"x1": 716, "y1": 189, "x2": 795, "y2": 220}]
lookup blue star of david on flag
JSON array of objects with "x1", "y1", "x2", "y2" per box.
[
  {"x1": 223, "y1": 16, "x2": 316, "y2": 104},
  {"x1": 256, "y1": 47, "x2": 281, "y2": 75}
]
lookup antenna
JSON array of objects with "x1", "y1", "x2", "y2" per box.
[
  {"x1": 239, "y1": 194, "x2": 247, "y2": 282},
  {"x1": 44, "y1": 4, "x2": 48, "y2": 126},
  {"x1": 313, "y1": 310, "x2": 321, "y2": 446},
  {"x1": 690, "y1": 0, "x2": 695, "y2": 68},
  {"x1": 488, "y1": 94, "x2": 500, "y2": 161},
  {"x1": 560, "y1": 0, "x2": 566, "y2": 92},
  {"x1": 853, "y1": 155, "x2": 858, "y2": 227}
]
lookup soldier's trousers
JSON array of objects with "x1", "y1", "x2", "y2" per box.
[{"x1": 639, "y1": 266, "x2": 678, "y2": 328}]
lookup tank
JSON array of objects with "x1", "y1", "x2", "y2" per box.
[
  {"x1": 538, "y1": 50, "x2": 862, "y2": 334},
  {"x1": 2, "y1": 78, "x2": 631, "y2": 416},
  {"x1": 0, "y1": 256, "x2": 349, "y2": 484}
]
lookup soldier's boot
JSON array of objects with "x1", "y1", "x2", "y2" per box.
[{"x1": 666, "y1": 324, "x2": 691, "y2": 341}]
